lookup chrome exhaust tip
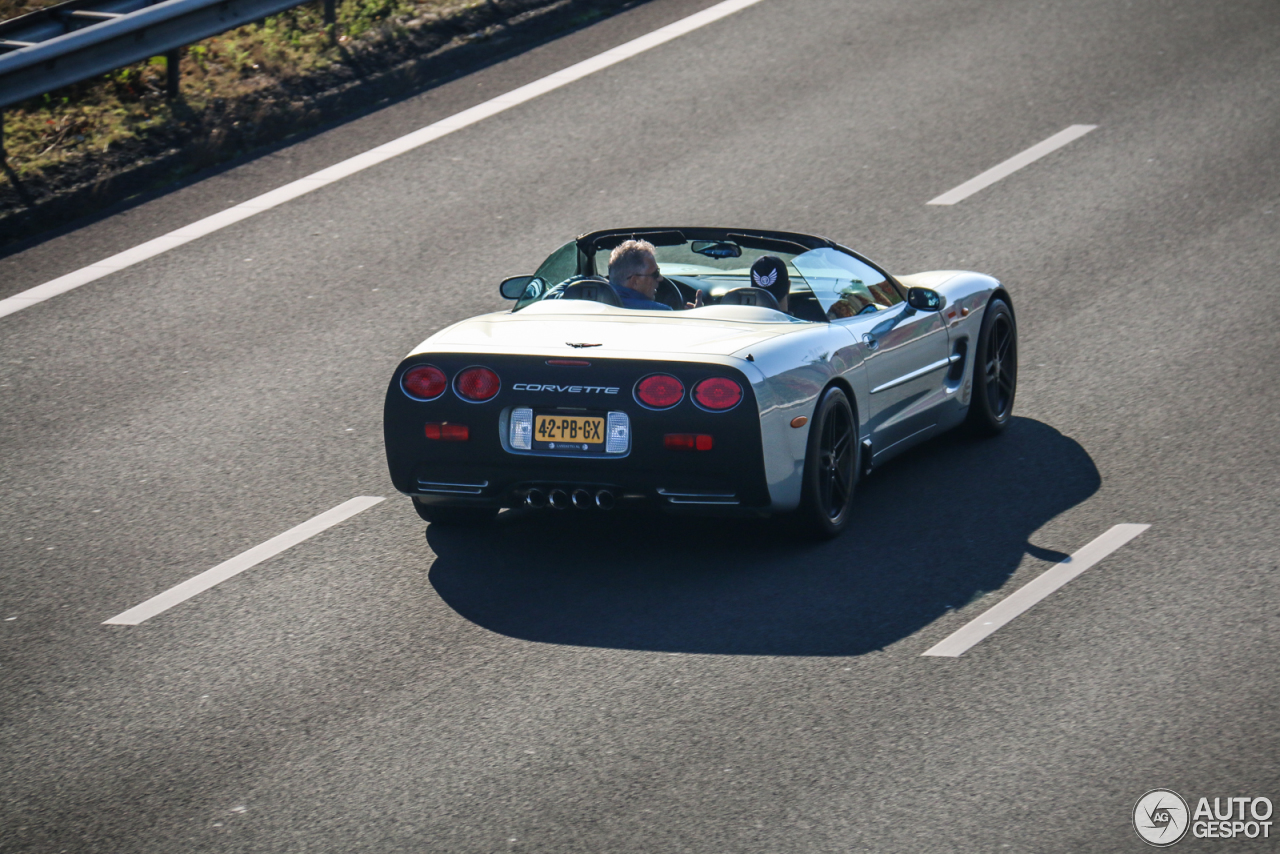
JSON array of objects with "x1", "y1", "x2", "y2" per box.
[
  {"x1": 571, "y1": 488, "x2": 592, "y2": 509},
  {"x1": 594, "y1": 490, "x2": 615, "y2": 510},
  {"x1": 548, "y1": 489, "x2": 570, "y2": 510},
  {"x1": 525, "y1": 488, "x2": 547, "y2": 509}
]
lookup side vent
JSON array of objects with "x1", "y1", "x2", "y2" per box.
[{"x1": 947, "y1": 339, "x2": 968, "y2": 383}]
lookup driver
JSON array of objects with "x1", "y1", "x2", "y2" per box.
[{"x1": 608, "y1": 240, "x2": 673, "y2": 311}]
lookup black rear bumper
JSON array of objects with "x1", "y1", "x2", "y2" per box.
[{"x1": 384, "y1": 354, "x2": 771, "y2": 514}]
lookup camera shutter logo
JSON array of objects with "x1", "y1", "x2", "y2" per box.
[{"x1": 1134, "y1": 789, "x2": 1191, "y2": 846}]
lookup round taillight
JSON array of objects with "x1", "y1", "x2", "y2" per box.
[
  {"x1": 455, "y1": 366, "x2": 501, "y2": 402},
  {"x1": 693, "y1": 377, "x2": 743, "y2": 411},
  {"x1": 402, "y1": 365, "x2": 447, "y2": 400},
  {"x1": 635, "y1": 374, "x2": 684, "y2": 409}
]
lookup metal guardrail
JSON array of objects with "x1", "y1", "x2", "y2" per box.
[
  {"x1": 0, "y1": 0, "x2": 332, "y2": 113},
  {"x1": 1, "y1": 0, "x2": 161, "y2": 54}
]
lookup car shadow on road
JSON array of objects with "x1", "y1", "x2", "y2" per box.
[{"x1": 424, "y1": 417, "x2": 1099, "y2": 656}]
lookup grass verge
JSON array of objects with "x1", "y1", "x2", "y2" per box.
[{"x1": 1, "y1": 0, "x2": 630, "y2": 246}]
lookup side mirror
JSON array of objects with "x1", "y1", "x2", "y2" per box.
[
  {"x1": 906, "y1": 287, "x2": 943, "y2": 311},
  {"x1": 500, "y1": 275, "x2": 541, "y2": 300}
]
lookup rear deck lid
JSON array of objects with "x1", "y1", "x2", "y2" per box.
[{"x1": 414, "y1": 300, "x2": 804, "y2": 358}]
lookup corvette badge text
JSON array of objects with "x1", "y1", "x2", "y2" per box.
[
  {"x1": 513, "y1": 384, "x2": 619, "y2": 394},
  {"x1": 1133, "y1": 789, "x2": 1273, "y2": 846}
]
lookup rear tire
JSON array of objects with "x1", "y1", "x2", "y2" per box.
[
  {"x1": 412, "y1": 498, "x2": 498, "y2": 527},
  {"x1": 964, "y1": 298, "x2": 1017, "y2": 436},
  {"x1": 798, "y1": 386, "x2": 859, "y2": 539}
]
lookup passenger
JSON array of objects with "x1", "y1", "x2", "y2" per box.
[
  {"x1": 608, "y1": 240, "x2": 673, "y2": 311},
  {"x1": 827, "y1": 299, "x2": 856, "y2": 320},
  {"x1": 827, "y1": 287, "x2": 873, "y2": 320},
  {"x1": 750, "y1": 255, "x2": 792, "y2": 313}
]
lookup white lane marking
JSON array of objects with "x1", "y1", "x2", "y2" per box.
[
  {"x1": 926, "y1": 124, "x2": 1097, "y2": 205},
  {"x1": 921, "y1": 523, "x2": 1149, "y2": 657},
  {"x1": 103, "y1": 496, "x2": 384, "y2": 625},
  {"x1": 0, "y1": 0, "x2": 766, "y2": 322}
]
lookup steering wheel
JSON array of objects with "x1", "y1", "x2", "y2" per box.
[{"x1": 655, "y1": 276, "x2": 688, "y2": 310}]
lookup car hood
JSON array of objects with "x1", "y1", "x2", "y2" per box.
[{"x1": 409, "y1": 300, "x2": 805, "y2": 360}]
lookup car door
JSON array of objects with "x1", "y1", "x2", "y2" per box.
[
  {"x1": 792, "y1": 247, "x2": 952, "y2": 457},
  {"x1": 839, "y1": 303, "x2": 951, "y2": 455}
]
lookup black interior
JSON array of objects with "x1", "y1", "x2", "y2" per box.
[
  {"x1": 561, "y1": 277, "x2": 622, "y2": 306},
  {"x1": 786, "y1": 291, "x2": 829, "y2": 322},
  {"x1": 719, "y1": 287, "x2": 781, "y2": 310}
]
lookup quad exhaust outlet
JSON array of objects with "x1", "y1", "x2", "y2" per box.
[{"x1": 526, "y1": 487, "x2": 615, "y2": 510}]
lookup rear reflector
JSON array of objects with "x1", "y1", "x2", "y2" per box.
[
  {"x1": 425, "y1": 423, "x2": 469, "y2": 441},
  {"x1": 402, "y1": 364, "x2": 448, "y2": 400},
  {"x1": 636, "y1": 374, "x2": 684, "y2": 409},
  {"x1": 664, "y1": 433, "x2": 713, "y2": 451},
  {"x1": 510, "y1": 408, "x2": 533, "y2": 450},
  {"x1": 607, "y1": 411, "x2": 630, "y2": 454},
  {"x1": 455, "y1": 367, "x2": 500, "y2": 401},
  {"x1": 692, "y1": 377, "x2": 743, "y2": 411}
]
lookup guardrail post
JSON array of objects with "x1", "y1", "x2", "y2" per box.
[
  {"x1": 165, "y1": 48, "x2": 180, "y2": 99},
  {"x1": 0, "y1": 106, "x2": 33, "y2": 208}
]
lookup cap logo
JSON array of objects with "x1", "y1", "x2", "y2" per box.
[{"x1": 752, "y1": 268, "x2": 778, "y2": 288}]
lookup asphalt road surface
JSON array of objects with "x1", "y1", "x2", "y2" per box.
[{"x1": 2, "y1": 0, "x2": 1278, "y2": 851}]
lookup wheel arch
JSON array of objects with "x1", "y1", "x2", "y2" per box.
[
  {"x1": 820, "y1": 375, "x2": 861, "y2": 428},
  {"x1": 990, "y1": 287, "x2": 1014, "y2": 317}
]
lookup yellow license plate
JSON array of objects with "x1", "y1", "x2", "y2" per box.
[{"x1": 535, "y1": 414, "x2": 605, "y2": 444}]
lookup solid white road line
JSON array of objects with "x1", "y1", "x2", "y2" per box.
[
  {"x1": 921, "y1": 523, "x2": 1149, "y2": 657},
  {"x1": 0, "y1": 0, "x2": 767, "y2": 322},
  {"x1": 103, "y1": 496, "x2": 384, "y2": 625},
  {"x1": 926, "y1": 124, "x2": 1097, "y2": 205}
]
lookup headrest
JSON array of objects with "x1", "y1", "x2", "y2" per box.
[
  {"x1": 562, "y1": 277, "x2": 623, "y2": 307},
  {"x1": 719, "y1": 286, "x2": 781, "y2": 310},
  {"x1": 750, "y1": 255, "x2": 790, "y2": 304}
]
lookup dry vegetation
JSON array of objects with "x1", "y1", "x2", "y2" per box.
[
  {"x1": 0, "y1": 0, "x2": 55, "y2": 19},
  {"x1": 2, "y1": 0, "x2": 565, "y2": 209},
  {"x1": 2, "y1": 0, "x2": 468, "y2": 181}
]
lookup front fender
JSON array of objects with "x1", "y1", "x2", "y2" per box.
[{"x1": 898, "y1": 271, "x2": 1004, "y2": 407}]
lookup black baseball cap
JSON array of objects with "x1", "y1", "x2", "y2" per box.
[{"x1": 750, "y1": 255, "x2": 790, "y2": 304}]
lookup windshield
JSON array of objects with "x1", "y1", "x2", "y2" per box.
[{"x1": 511, "y1": 234, "x2": 899, "y2": 321}]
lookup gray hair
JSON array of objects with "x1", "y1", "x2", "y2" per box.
[{"x1": 608, "y1": 239, "x2": 657, "y2": 289}]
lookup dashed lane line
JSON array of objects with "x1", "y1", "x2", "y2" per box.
[
  {"x1": 921, "y1": 523, "x2": 1150, "y2": 657},
  {"x1": 927, "y1": 124, "x2": 1097, "y2": 205},
  {"x1": 103, "y1": 496, "x2": 384, "y2": 625},
  {"x1": 0, "y1": 0, "x2": 767, "y2": 321}
]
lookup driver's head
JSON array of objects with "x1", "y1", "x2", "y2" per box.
[
  {"x1": 609, "y1": 240, "x2": 660, "y2": 298},
  {"x1": 750, "y1": 255, "x2": 790, "y2": 312}
]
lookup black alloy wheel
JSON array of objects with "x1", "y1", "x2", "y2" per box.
[
  {"x1": 799, "y1": 386, "x2": 859, "y2": 538},
  {"x1": 965, "y1": 298, "x2": 1017, "y2": 436}
]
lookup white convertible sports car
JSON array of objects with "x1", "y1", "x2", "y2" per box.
[{"x1": 383, "y1": 227, "x2": 1016, "y2": 537}]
